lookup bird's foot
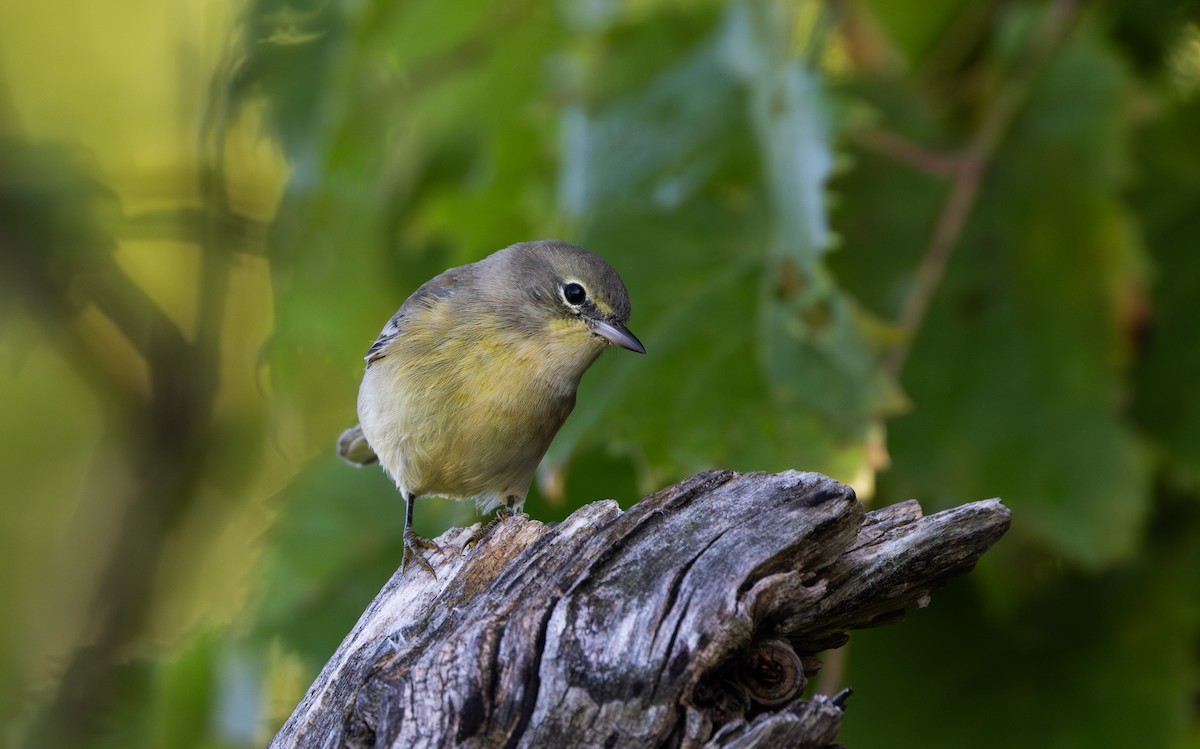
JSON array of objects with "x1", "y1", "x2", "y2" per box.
[
  {"x1": 462, "y1": 505, "x2": 526, "y2": 552},
  {"x1": 402, "y1": 528, "x2": 439, "y2": 578}
]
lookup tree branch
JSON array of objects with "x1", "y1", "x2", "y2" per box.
[{"x1": 270, "y1": 470, "x2": 1009, "y2": 748}]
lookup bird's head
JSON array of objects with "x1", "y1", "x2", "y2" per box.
[{"x1": 490, "y1": 241, "x2": 645, "y2": 366}]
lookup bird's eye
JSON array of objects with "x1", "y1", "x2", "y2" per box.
[{"x1": 562, "y1": 282, "x2": 587, "y2": 306}]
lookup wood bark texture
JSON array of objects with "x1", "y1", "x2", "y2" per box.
[{"x1": 270, "y1": 469, "x2": 1010, "y2": 749}]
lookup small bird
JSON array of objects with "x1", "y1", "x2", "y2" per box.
[{"x1": 340, "y1": 240, "x2": 644, "y2": 573}]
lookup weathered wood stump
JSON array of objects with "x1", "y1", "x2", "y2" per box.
[{"x1": 270, "y1": 469, "x2": 1010, "y2": 748}]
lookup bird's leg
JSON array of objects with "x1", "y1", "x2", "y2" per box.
[
  {"x1": 401, "y1": 493, "x2": 438, "y2": 577},
  {"x1": 495, "y1": 494, "x2": 521, "y2": 520}
]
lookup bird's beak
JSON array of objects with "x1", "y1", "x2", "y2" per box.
[{"x1": 592, "y1": 319, "x2": 646, "y2": 354}]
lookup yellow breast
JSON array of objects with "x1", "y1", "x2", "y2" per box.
[{"x1": 357, "y1": 306, "x2": 605, "y2": 505}]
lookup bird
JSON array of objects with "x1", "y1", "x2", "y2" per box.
[{"x1": 339, "y1": 240, "x2": 644, "y2": 573}]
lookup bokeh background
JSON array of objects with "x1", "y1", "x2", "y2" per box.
[{"x1": 2, "y1": 0, "x2": 1199, "y2": 746}]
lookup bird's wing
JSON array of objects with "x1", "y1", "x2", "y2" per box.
[{"x1": 364, "y1": 265, "x2": 464, "y2": 366}]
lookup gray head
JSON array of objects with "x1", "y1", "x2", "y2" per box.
[{"x1": 484, "y1": 240, "x2": 645, "y2": 354}]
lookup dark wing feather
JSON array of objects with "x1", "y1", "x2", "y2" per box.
[
  {"x1": 364, "y1": 310, "x2": 405, "y2": 365},
  {"x1": 364, "y1": 265, "x2": 465, "y2": 366}
]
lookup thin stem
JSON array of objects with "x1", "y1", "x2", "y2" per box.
[
  {"x1": 884, "y1": 0, "x2": 1081, "y2": 377},
  {"x1": 847, "y1": 127, "x2": 959, "y2": 178}
]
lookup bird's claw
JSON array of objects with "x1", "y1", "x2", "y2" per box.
[
  {"x1": 402, "y1": 528, "x2": 438, "y2": 578},
  {"x1": 461, "y1": 506, "x2": 525, "y2": 552}
]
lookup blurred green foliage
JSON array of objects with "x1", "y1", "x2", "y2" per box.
[{"x1": 2, "y1": 0, "x2": 1199, "y2": 746}]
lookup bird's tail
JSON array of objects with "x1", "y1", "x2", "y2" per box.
[{"x1": 337, "y1": 424, "x2": 378, "y2": 466}]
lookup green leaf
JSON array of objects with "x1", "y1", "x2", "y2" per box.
[
  {"x1": 844, "y1": 19, "x2": 1153, "y2": 568},
  {"x1": 1131, "y1": 95, "x2": 1200, "y2": 483},
  {"x1": 550, "y1": 2, "x2": 883, "y2": 483}
]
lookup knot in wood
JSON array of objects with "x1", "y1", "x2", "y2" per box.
[{"x1": 733, "y1": 638, "x2": 806, "y2": 707}]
